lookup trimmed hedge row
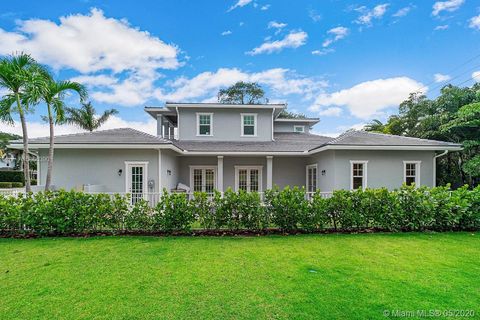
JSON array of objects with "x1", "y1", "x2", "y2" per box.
[
  {"x1": 0, "y1": 171, "x2": 24, "y2": 183},
  {"x1": 0, "y1": 185, "x2": 479, "y2": 236},
  {"x1": 0, "y1": 182, "x2": 24, "y2": 188}
]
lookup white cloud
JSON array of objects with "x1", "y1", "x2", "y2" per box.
[
  {"x1": 268, "y1": 21, "x2": 287, "y2": 29},
  {"x1": 0, "y1": 8, "x2": 180, "y2": 74},
  {"x1": 336, "y1": 123, "x2": 367, "y2": 131},
  {"x1": 469, "y1": 15, "x2": 480, "y2": 30},
  {"x1": 246, "y1": 30, "x2": 307, "y2": 55},
  {"x1": 153, "y1": 68, "x2": 327, "y2": 102},
  {"x1": 311, "y1": 48, "x2": 334, "y2": 56},
  {"x1": 70, "y1": 74, "x2": 118, "y2": 87},
  {"x1": 434, "y1": 73, "x2": 451, "y2": 83},
  {"x1": 261, "y1": 4, "x2": 270, "y2": 10},
  {"x1": 355, "y1": 4, "x2": 389, "y2": 26},
  {"x1": 228, "y1": 0, "x2": 253, "y2": 12},
  {"x1": 309, "y1": 77, "x2": 425, "y2": 119},
  {"x1": 392, "y1": 6, "x2": 412, "y2": 17},
  {"x1": 322, "y1": 26, "x2": 349, "y2": 47},
  {"x1": 472, "y1": 71, "x2": 480, "y2": 82},
  {"x1": 432, "y1": 0, "x2": 464, "y2": 16},
  {"x1": 434, "y1": 24, "x2": 449, "y2": 30},
  {"x1": 309, "y1": 9, "x2": 322, "y2": 22},
  {"x1": 1, "y1": 115, "x2": 157, "y2": 138},
  {"x1": 221, "y1": 30, "x2": 232, "y2": 36},
  {"x1": 318, "y1": 107, "x2": 342, "y2": 116}
]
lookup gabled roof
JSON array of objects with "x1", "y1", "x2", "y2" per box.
[{"x1": 11, "y1": 128, "x2": 172, "y2": 145}]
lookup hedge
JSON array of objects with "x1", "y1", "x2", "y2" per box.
[
  {"x1": 0, "y1": 185, "x2": 479, "y2": 236},
  {"x1": 0, "y1": 171, "x2": 24, "y2": 183}
]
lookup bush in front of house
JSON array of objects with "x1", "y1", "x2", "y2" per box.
[
  {"x1": 0, "y1": 185, "x2": 479, "y2": 235},
  {"x1": 0, "y1": 170, "x2": 24, "y2": 183}
]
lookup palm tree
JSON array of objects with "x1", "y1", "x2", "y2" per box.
[
  {"x1": 364, "y1": 119, "x2": 387, "y2": 133},
  {"x1": 40, "y1": 77, "x2": 87, "y2": 191},
  {"x1": 65, "y1": 102, "x2": 118, "y2": 132},
  {"x1": 0, "y1": 53, "x2": 45, "y2": 192}
]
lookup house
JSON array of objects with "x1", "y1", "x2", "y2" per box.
[{"x1": 10, "y1": 103, "x2": 461, "y2": 201}]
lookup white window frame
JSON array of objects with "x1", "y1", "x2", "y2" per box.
[
  {"x1": 350, "y1": 160, "x2": 368, "y2": 190},
  {"x1": 189, "y1": 166, "x2": 217, "y2": 192},
  {"x1": 306, "y1": 164, "x2": 317, "y2": 193},
  {"x1": 125, "y1": 161, "x2": 149, "y2": 202},
  {"x1": 196, "y1": 113, "x2": 213, "y2": 136},
  {"x1": 403, "y1": 161, "x2": 421, "y2": 187},
  {"x1": 234, "y1": 166, "x2": 263, "y2": 192},
  {"x1": 240, "y1": 113, "x2": 257, "y2": 137},
  {"x1": 294, "y1": 125, "x2": 305, "y2": 133}
]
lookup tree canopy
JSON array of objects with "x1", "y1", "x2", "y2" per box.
[{"x1": 217, "y1": 81, "x2": 266, "y2": 104}]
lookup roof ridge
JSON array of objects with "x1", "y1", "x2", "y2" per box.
[
  {"x1": 327, "y1": 130, "x2": 357, "y2": 145},
  {"x1": 28, "y1": 127, "x2": 130, "y2": 141}
]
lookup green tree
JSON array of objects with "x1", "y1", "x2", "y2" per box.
[
  {"x1": 0, "y1": 53, "x2": 45, "y2": 192},
  {"x1": 65, "y1": 102, "x2": 117, "y2": 132},
  {"x1": 218, "y1": 81, "x2": 266, "y2": 104},
  {"x1": 40, "y1": 77, "x2": 87, "y2": 191}
]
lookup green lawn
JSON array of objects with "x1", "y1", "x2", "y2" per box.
[{"x1": 0, "y1": 233, "x2": 479, "y2": 320}]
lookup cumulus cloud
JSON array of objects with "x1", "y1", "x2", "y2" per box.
[
  {"x1": 309, "y1": 77, "x2": 424, "y2": 119},
  {"x1": 228, "y1": 0, "x2": 253, "y2": 12},
  {"x1": 322, "y1": 26, "x2": 349, "y2": 47},
  {"x1": 469, "y1": 14, "x2": 480, "y2": 30},
  {"x1": 2, "y1": 115, "x2": 157, "y2": 138},
  {"x1": 434, "y1": 73, "x2": 451, "y2": 83},
  {"x1": 246, "y1": 30, "x2": 307, "y2": 55},
  {"x1": 311, "y1": 49, "x2": 334, "y2": 56},
  {"x1": 432, "y1": 0, "x2": 464, "y2": 16},
  {"x1": 355, "y1": 4, "x2": 389, "y2": 26},
  {"x1": 392, "y1": 6, "x2": 413, "y2": 17},
  {"x1": 0, "y1": 8, "x2": 180, "y2": 74},
  {"x1": 472, "y1": 71, "x2": 480, "y2": 82},
  {"x1": 152, "y1": 68, "x2": 327, "y2": 102},
  {"x1": 221, "y1": 30, "x2": 232, "y2": 36},
  {"x1": 268, "y1": 21, "x2": 287, "y2": 29},
  {"x1": 261, "y1": 5, "x2": 270, "y2": 11},
  {"x1": 318, "y1": 107, "x2": 342, "y2": 117}
]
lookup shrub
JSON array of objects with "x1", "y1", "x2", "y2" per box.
[
  {"x1": 0, "y1": 182, "x2": 13, "y2": 188},
  {"x1": 11, "y1": 182, "x2": 23, "y2": 188},
  {"x1": 237, "y1": 190, "x2": 266, "y2": 230},
  {"x1": 0, "y1": 171, "x2": 24, "y2": 183},
  {"x1": 191, "y1": 192, "x2": 215, "y2": 229},
  {"x1": 265, "y1": 186, "x2": 309, "y2": 231},
  {"x1": 153, "y1": 191, "x2": 193, "y2": 232},
  {"x1": 124, "y1": 199, "x2": 153, "y2": 231}
]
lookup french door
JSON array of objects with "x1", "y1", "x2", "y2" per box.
[
  {"x1": 190, "y1": 167, "x2": 217, "y2": 193},
  {"x1": 126, "y1": 162, "x2": 148, "y2": 204},
  {"x1": 235, "y1": 166, "x2": 262, "y2": 192}
]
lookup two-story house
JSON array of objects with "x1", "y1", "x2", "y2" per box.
[{"x1": 12, "y1": 102, "x2": 461, "y2": 201}]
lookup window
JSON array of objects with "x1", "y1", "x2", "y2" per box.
[
  {"x1": 294, "y1": 125, "x2": 305, "y2": 133},
  {"x1": 241, "y1": 113, "x2": 257, "y2": 136},
  {"x1": 306, "y1": 164, "x2": 317, "y2": 193},
  {"x1": 235, "y1": 166, "x2": 262, "y2": 192},
  {"x1": 404, "y1": 161, "x2": 421, "y2": 186},
  {"x1": 190, "y1": 166, "x2": 216, "y2": 193},
  {"x1": 197, "y1": 113, "x2": 213, "y2": 136},
  {"x1": 350, "y1": 161, "x2": 368, "y2": 190}
]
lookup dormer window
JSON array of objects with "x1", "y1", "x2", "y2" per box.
[
  {"x1": 241, "y1": 113, "x2": 257, "y2": 136},
  {"x1": 197, "y1": 113, "x2": 213, "y2": 136},
  {"x1": 294, "y1": 125, "x2": 305, "y2": 133}
]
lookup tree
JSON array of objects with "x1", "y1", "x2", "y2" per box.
[
  {"x1": 277, "y1": 109, "x2": 307, "y2": 119},
  {"x1": 0, "y1": 53, "x2": 45, "y2": 192},
  {"x1": 65, "y1": 102, "x2": 118, "y2": 132},
  {"x1": 218, "y1": 81, "x2": 266, "y2": 104},
  {"x1": 40, "y1": 77, "x2": 87, "y2": 191}
]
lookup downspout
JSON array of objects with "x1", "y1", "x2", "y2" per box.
[
  {"x1": 433, "y1": 150, "x2": 448, "y2": 187},
  {"x1": 271, "y1": 108, "x2": 275, "y2": 141},
  {"x1": 176, "y1": 107, "x2": 180, "y2": 140}
]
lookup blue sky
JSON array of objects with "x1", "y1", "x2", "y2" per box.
[{"x1": 1, "y1": 0, "x2": 479, "y2": 137}]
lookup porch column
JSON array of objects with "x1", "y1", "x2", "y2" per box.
[
  {"x1": 217, "y1": 156, "x2": 224, "y2": 193},
  {"x1": 266, "y1": 156, "x2": 273, "y2": 190}
]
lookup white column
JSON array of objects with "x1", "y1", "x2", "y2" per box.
[
  {"x1": 217, "y1": 156, "x2": 224, "y2": 193},
  {"x1": 266, "y1": 156, "x2": 273, "y2": 190},
  {"x1": 158, "y1": 149, "x2": 162, "y2": 194}
]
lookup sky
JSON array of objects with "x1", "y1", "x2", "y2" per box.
[{"x1": 0, "y1": 0, "x2": 479, "y2": 138}]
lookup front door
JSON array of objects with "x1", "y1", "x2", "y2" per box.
[{"x1": 126, "y1": 162, "x2": 148, "y2": 204}]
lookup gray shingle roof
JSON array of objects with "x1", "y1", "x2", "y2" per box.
[
  {"x1": 324, "y1": 130, "x2": 461, "y2": 147},
  {"x1": 174, "y1": 133, "x2": 333, "y2": 152},
  {"x1": 17, "y1": 128, "x2": 171, "y2": 145}
]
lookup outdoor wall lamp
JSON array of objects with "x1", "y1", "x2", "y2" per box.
[
  {"x1": 118, "y1": 169, "x2": 123, "y2": 176},
  {"x1": 321, "y1": 170, "x2": 326, "y2": 176}
]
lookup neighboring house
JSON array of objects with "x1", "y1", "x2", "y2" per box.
[{"x1": 10, "y1": 103, "x2": 461, "y2": 200}]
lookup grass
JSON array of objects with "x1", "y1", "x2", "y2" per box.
[{"x1": 0, "y1": 233, "x2": 479, "y2": 320}]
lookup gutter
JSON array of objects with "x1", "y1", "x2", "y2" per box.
[{"x1": 433, "y1": 150, "x2": 448, "y2": 187}]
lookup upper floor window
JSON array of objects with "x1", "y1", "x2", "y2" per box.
[
  {"x1": 350, "y1": 160, "x2": 368, "y2": 190},
  {"x1": 241, "y1": 113, "x2": 257, "y2": 136},
  {"x1": 404, "y1": 161, "x2": 421, "y2": 186},
  {"x1": 294, "y1": 125, "x2": 305, "y2": 133},
  {"x1": 197, "y1": 113, "x2": 213, "y2": 136}
]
